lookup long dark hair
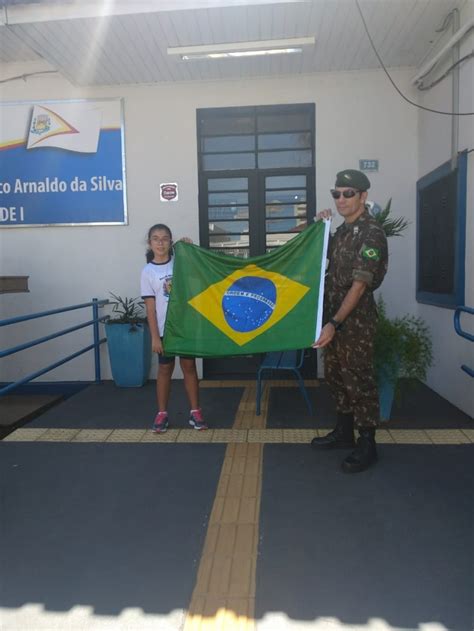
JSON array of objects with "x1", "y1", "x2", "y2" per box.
[{"x1": 145, "y1": 223, "x2": 173, "y2": 263}]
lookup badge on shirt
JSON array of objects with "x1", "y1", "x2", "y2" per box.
[{"x1": 361, "y1": 246, "x2": 380, "y2": 261}]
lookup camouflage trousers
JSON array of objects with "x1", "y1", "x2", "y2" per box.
[{"x1": 324, "y1": 315, "x2": 379, "y2": 428}]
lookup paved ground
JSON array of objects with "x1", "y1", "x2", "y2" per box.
[{"x1": 1, "y1": 379, "x2": 472, "y2": 631}]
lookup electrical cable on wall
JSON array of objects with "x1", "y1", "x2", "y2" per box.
[
  {"x1": 413, "y1": 11, "x2": 455, "y2": 81},
  {"x1": 355, "y1": 0, "x2": 474, "y2": 116},
  {"x1": 415, "y1": 10, "x2": 462, "y2": 87},
  {"x1": 417, "y1": 51, "x2": 474, "y2": 91},
  {"x1": 1, "y1": 1, "x2": 59, "y2": 84},
  {"x1": 0, "y1": 70, "x2": 59, "y2": 84}
]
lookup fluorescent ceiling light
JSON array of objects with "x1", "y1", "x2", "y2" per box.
[
  {"x1": 167, "y1": 37, "x2": 315, "y2": 61},
  {"x1": 183, "y1": 48, "x2": 303, "y2": 60}
]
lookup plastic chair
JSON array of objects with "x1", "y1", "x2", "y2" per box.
[{"x1": 256, "y1": 349, "x2": 313, "y2": 416}]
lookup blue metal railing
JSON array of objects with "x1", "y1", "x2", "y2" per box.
[
  {"x1": 454, "y1": 306, "x2": 474, "y2": 377},
  {"x1": 0, "y1": 298, "x2": 109, "y2": 396}
]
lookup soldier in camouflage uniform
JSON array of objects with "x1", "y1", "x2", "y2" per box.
[{"x1": 312, "y1": 169, "x2": 388, "y2": 473}]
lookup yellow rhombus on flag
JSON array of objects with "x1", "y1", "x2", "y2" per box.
[{"x1": 189, "y1": 263, "x2": 310, "y2": 346}]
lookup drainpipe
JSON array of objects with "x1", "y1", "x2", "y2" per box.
[{"x1": 451, "y1": 9, "x2": 460, "y2": 171}]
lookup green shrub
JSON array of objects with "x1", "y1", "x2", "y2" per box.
[
  {"x1": 375, "y1": 296, "x2": 433, "y2": 386},
  {"x1": 373, "y1": 198, "x2": 410, "y2": 237}
]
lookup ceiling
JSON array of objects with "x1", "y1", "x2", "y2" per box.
[{"x1": 0, "y1": 0, "x2": 467, "y2": 86}]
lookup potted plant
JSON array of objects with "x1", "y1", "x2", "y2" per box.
[
  {"x1": 374, "y1": 296, "x2": 433, "y2": 420},
  {"x1": 371, "y1": 197, "x2": 410, "y2": 237},
  {"x1": 368, "y1": 199, "x2": 433, "y2": 419},
  {"x1": 104, "y1": 293, "x2": 151, "y2": 387}
]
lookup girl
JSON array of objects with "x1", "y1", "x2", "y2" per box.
[{"x1": 140, "y1": 223, "x2": 207, "y2": 433}]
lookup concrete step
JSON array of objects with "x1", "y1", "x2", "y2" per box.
[{"x1": 0, "y1": 394, "x2": 63, "y2": 438}]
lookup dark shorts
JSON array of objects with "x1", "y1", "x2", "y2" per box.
[
  {"x1": 158, "y1": 339, "x2": 195, "y2": 365},
  {"x1": 158, "y1": 353, "x2": 195, "y2": 365},
  {"x1": 158, "y1": 353, "x2": 175, "y2": 365}
]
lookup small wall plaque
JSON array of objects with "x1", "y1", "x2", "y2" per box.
[
  {"x1": 160, "y1": 183, "x2": 178, "y2": 202},
  {"x1": 359, "y1": 159, "x2": 379, "y2": 172}
]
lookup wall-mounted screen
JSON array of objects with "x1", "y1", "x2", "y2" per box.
[{"x1": 416, "y1": 151, "x2": 467, "y2": 308}]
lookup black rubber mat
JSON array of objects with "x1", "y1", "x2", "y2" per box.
[
  {"x1": 266, "y1": 379, "x2": 473, "y2": 429},
  {"x1": 27, "y1": 381, "x2": 243, "y2": 430},
  {"x1": 0, "y1": 442, "x2": 225, "y2": 615},
  {"x1": 256, "y1": 443, "x2": 473, "y2": 629}
]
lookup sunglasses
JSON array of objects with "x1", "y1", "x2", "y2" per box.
[{"x1": 330, "y1": 189, "x2": 361, "y2": 199}]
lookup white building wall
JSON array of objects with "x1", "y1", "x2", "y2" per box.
[
  {"x1": 1, "y1": 65, "x2": 422, "y2": 396},
  {"x1": 417, "y1": 3, "x2": 474, "y2": 417}
]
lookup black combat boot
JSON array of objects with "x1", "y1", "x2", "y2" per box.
[
  {"x1": 311, "y1": 412, "x2": 355, "y2": 450},
  {"x1": 341, "y1": 427, "x2": 377, "y2": 473}
]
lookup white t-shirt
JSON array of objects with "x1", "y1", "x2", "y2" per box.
[{"x1": 140, "y1": 258, "x2": 174, "y2": 335}]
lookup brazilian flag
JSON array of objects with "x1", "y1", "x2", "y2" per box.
[{"x1": 163, "y1": 221, "x2": 329, "y2": 357}]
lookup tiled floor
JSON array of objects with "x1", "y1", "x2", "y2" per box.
[{"x1": 1, "y1": 379, "x2": 473, "y2": 631}]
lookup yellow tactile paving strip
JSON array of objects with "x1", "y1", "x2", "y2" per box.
[
  {"x1": 183, "y1": 442, "x2": 262, "y2": 631},
  {"x1": 2, "y1": 380, "x2": 473, "y2": 631},
  {"x1": 4, "y1": 427, "x2": 473, "y2": 444},
  {"x1": 182, "y1": 384, "x2": 266, "y2": 631}
]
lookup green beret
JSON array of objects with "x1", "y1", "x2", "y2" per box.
[{"x1": 335, "y1": 169, "x2": 371, "y2": 191}]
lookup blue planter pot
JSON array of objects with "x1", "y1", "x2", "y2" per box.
[
  {"x1": 378, "y1": 371, "x2": 396, "y2": 422},
  {"x1": 377, "y1": 358, "x2": 400, "y2": 422},
  {"x1": 105, "y1": 322, "x2": 151, "y2": 387}
]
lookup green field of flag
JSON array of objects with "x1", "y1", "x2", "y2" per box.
[{"x1": 163, "y1": 221, "x2": 329, "y2": 357}]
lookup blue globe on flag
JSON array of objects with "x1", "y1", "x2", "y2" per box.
[{"x1": 222, "y1": 276, "x2": 276, "y2": 332}]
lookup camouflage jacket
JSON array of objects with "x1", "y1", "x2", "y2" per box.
[{"x1": 325, "y1": 210, "x2": 388, "y2": 321}]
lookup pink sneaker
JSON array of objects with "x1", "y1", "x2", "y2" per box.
[
  {"x1": 152, "y1": 411, "x2": 169, "y2": 433},
  {"x1": 189, "y1": 408, "x2": 208, "y2": 430}
]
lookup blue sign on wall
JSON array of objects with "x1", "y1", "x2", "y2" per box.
[
  {"x1": 0, "y1": 98, "x2": 127, "y2": 227},
  {"x1": 359, "y1": 159, "x2": 379, "y2": 172}
]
